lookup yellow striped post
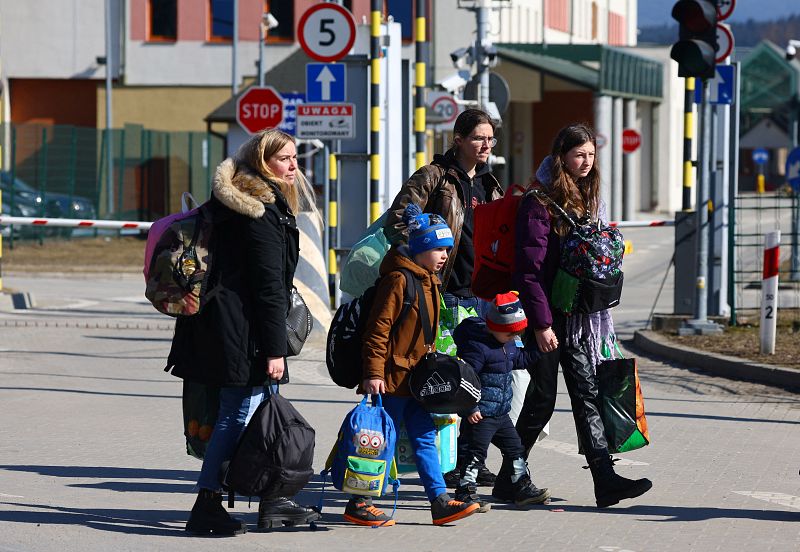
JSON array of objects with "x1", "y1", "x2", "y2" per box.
[
  {"x1": 368, "y1": 1, "x2": 382, "y2": 223},
  {"x1": 682, "y1": 77, "x2": 695, "y2": 210},
  {"x1": 328, "y1": 152, "x2": 338, "y2": 306},
  {"x1": 414, "y1": 1, "x2": 428, "y2": 170}
]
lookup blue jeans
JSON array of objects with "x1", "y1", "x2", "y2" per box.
[
  {"x1": 440, "y1": 292, "x2": 491, "y2": 320},
  {"x1": 197, "y1": 385, "x2": 274, "y2": 491},
  {"x1": 381, "y1": 395, "x2": 447, "y2": 502}
]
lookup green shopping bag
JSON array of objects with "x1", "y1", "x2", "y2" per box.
[
  {"x1": 339, "y1": 212, "x2": 391, "y2": 297},
  {"x1": 435, "y1": 295, "x2": 478, "y2": 356}
]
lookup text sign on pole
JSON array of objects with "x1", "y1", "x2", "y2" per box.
[
  {"x1": 752, "y1": 148, "x2": 769, "y2": 166},
  {"x1": 306, "y1": 63, "x2": 346, "y2": 102},
  {"x1": 786, "y1": 147, "x2": 800, "y2": 193},
  {"x1": 236, "y1": 86, "x2": 284, "y2": 135},
  {"x1": 278, "y1": 93, "x2": 305, "y2": 136},
  {"x1": 298, "y1": 3, "x2": 356, "y2": 62},
  {"x1": 694, "y1": 65, "x2": 735, "y2": 105},
  {"x1": 296, "y1": 103, "x2": 356, "y2": 140}
]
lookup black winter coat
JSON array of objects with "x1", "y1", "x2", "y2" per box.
[
  {"x1": 453, "y1": 317, "x2": 539, "y2": 417},
  {"x1": 166, "y1": 159, "x2": 299, "y2": 387}
]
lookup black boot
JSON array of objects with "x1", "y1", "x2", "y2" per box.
[
  {"x1": 589, "y1": 456, "x2": 652, "y2": 508},
  {"x1": 257, "y1": 496, "x2": 321, "y2": 530},
  {"x1": 490, "y1": 457, "x2": 515, "y2": 502},
  {"x1": 454, "y1": 483, "x2": 491, "y2": 513},
  {"x1": 512, "y1": 475, "x2": 551, "y2": 506},
  {"x1": 186, "y1": 489, "x2": 247, "y2": 536}
]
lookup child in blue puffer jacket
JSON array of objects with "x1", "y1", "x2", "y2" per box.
[{"x1": 452, "y1": 291, "x2": 551, "y2": 509}]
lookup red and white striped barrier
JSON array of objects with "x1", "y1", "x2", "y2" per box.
[
  {"x1": 0, "y1": 215, "x2": 152, "y2": 231},
  {"x1": 0, "y1": 215, "x2": 675, "y2": 232},
  {"x1": 609, "y1": 220, "x2": 674, "y2": 228},
  {"x1": 760, "y1": 231, "x2": 780, "y2": 355}
]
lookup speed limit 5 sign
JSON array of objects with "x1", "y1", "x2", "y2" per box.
[{"x1": 298, "y1": 3, "x2": 356, "y2": 63}]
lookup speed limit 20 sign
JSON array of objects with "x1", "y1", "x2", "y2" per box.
[{"x1": 298, "y1": 3, "x2": 356, "y2": 63}]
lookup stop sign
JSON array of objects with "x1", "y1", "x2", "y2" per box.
[
  {"x1": 236, "y1": 86, "x2": 284, "y2": 134},
  {"x1": 622, "y1": 128, "x2": 641, "y2": 154}
]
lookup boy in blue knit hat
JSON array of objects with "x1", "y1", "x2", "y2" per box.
[
  {"x1": 346, "y1": 204, "x2": 481, "y2": 527},
  {"x1": 452, "y1": 292, "x2": 551, "y2": 509}
]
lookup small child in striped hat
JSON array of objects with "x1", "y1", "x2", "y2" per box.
[{"x1": 452, "y1": 291, "x2": 551, "y2": 510}]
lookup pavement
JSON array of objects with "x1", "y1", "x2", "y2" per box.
[{"x1": 1, "y1": 272, "x2": 799, "y2": 551}]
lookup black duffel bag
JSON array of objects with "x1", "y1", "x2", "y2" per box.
[{"x1": 406, "y1": 279, "x2": 481, "y2": 415}]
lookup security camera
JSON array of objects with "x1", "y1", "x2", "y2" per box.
[
  {"x1": 450, "y1": 47, "x2": 473, "y2": 69},
  {"x1": 786, "y1": 40, "x2": 800, "y2": 61},
  {"x1": 263, "y1": 12, "x2": 279, "y2": 30},
  {"x1": 438, "y1": 72, "x2": 468, "y2": 94}
]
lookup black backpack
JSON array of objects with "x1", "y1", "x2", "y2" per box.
[
  {"x1": 326, "y1": 268, "x2": 416, "y2": 388},
  {"x1": 223, "y1": 385, "x2": 315, "y2": 500}
]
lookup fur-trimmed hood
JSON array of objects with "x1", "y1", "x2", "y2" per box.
[{"x1": 212, "y1": 158, "x2": 277, "y2": 219}]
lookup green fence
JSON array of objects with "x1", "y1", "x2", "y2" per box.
[{"x1": 1, "y1": 122, "x2": 225, "y2": 239}]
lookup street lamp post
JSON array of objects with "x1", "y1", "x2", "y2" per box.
[{"x1": 258, "y1": 13, "x2": 279, "y2": 87}]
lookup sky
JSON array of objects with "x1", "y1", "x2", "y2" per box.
[{"x1": 637, "y1": 0, "x2": 800, "y2": 28}]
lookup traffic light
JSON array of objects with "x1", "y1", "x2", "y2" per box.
[{"x1": 670, "y1": 0, "x2": 718, "y2": 79}]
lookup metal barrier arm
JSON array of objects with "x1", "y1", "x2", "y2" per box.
[
  {"x1": 0, "y1": 215, "x2": 152, "y2": 231},
  {"x1": 0, "y1": 215, "x2": 675, "y2": 232}
]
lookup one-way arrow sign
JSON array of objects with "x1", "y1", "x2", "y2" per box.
[{"x1": 306, "y1": 63, "x2": 346, "y2": 103}]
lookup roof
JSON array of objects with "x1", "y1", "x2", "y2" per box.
[
  {"x1": 495, "y1": 43, "x2": 663, "y2": 102},
  {"x1": 206, "y1": 48, "x2": 313, "y2": 123}
]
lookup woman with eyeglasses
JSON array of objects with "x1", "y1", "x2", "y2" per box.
[{"x1": 384, "y1": 108, "x2": 504, "y2": 489}]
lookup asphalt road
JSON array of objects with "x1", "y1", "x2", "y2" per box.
[{"x1": 1, "y1": 229, "x2": 799, "y2": 551}]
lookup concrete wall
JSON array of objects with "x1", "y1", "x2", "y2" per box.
[
  {"x1": 0, "y1": 0, "x2": 121, "y2": 80},
  {"x1": 97, "y1": 85, "x2": 231, "y2": 131},
  {"x1": 635, "y1": 45, "x2": 686, "y2": 214}
]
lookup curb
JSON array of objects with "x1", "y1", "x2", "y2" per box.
[
  {"x1": 0, "y1": 318, "x2": 174, "y2": 330},
  {"x1": 633, "y1": 330, "x2": 800, "y2": 390}
]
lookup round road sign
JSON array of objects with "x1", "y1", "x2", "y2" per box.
[
  {"x1": 717, "y1": 0, "x2": 735, "y2": 22},
  {"x1": 622, "y1": 128, "x2": 641, "y2": 154},
  {"x1": 752, "y1": 148, "x2": 769, "y2": 165},
  {"x1": 428, "y1": 92, "x2": 460, "y2": 125},
  {"x1": 236, "y1": 86, "x2": 284, "y2": 135},
  {"x1": 298, "y1": 3, "x2": 356, "y2": 63},
  {"x1": 716, "y1": 23, "x2": 734, "y2": 63}
]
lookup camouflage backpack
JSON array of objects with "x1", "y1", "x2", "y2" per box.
[{"x1": 144, "y1": 194, "x2": 214, "y2": 317}]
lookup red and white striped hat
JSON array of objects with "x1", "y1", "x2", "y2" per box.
[{"x1": 486, "y1": 291, "x2": 528, "y2": 333}]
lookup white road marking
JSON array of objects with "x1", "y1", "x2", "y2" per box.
[
  {"x1": 536, "y1": 439, "x2": 649, "y2": 466},
  {"x1": 0, "y1": 492, "x2": 24, "y2": 498},
  {"x1": 733, "y1": 491, "x2": 800, "y2": 510},
  {"x1": 45, "y1": 299, "x2": 99, "y2": 310},
  {"x1": 599, "y1": 547, "x2": 639, "y2": 552},
  {"x1": 110, "y1": 295, "x2": 149, "y2": 304}
]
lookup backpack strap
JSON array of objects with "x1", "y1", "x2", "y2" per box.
[
  {"x1": 414, "y1": 276, "x2": 437, "y2": 349},
  {"x1": 388, "y1": 268, "x2": 417, "y2": 338},
  {"x1": 529, "y1": 188, "x2": 577, "y2": 229}
]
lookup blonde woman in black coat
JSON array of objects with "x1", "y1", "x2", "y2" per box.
[{"x1": 167, "y1": 129, "x2": 319, "y2": 535}]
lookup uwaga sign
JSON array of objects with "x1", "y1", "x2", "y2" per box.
[{"x1": 296, "y1": 103, "x2": 355, "y2": 139}]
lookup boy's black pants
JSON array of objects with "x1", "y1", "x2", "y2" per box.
[{"x1": 459, "y1": 413, "x2": 524, "y2": 477}]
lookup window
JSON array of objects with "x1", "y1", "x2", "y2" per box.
[
  {"x1": 545, "y1": 0, "x2": 569, "y2": 33},
  {"x1": 386, "y1": 0, "x2": 413, "y2": 42},
  {"x1": 148, "y1": 0, "x2": 177, "y2": 41},
  {"x1": 608, "y1": 12, "x2": 626, "y2": 46},
  {"x1": 265, "y1": 0, "x2": 293, "y2": 42},
  {"x1": 209, "y1": 0, "x2": 234, "y2": 41}
]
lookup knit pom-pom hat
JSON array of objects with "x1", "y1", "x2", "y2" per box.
[
  {"x1": 486, "y1": 291, "x2": 528, "y2": 333},
  {"x1": 403, "y1": 203, "x2": 454, "y2": 256}
]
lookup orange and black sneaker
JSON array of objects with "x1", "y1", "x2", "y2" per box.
[
  {"x1": 343, "y1": 496, "x2": 396, "y2": 527},
  {"x1": 430, "y1": 493, "x2": 480, "y2": 526}
]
